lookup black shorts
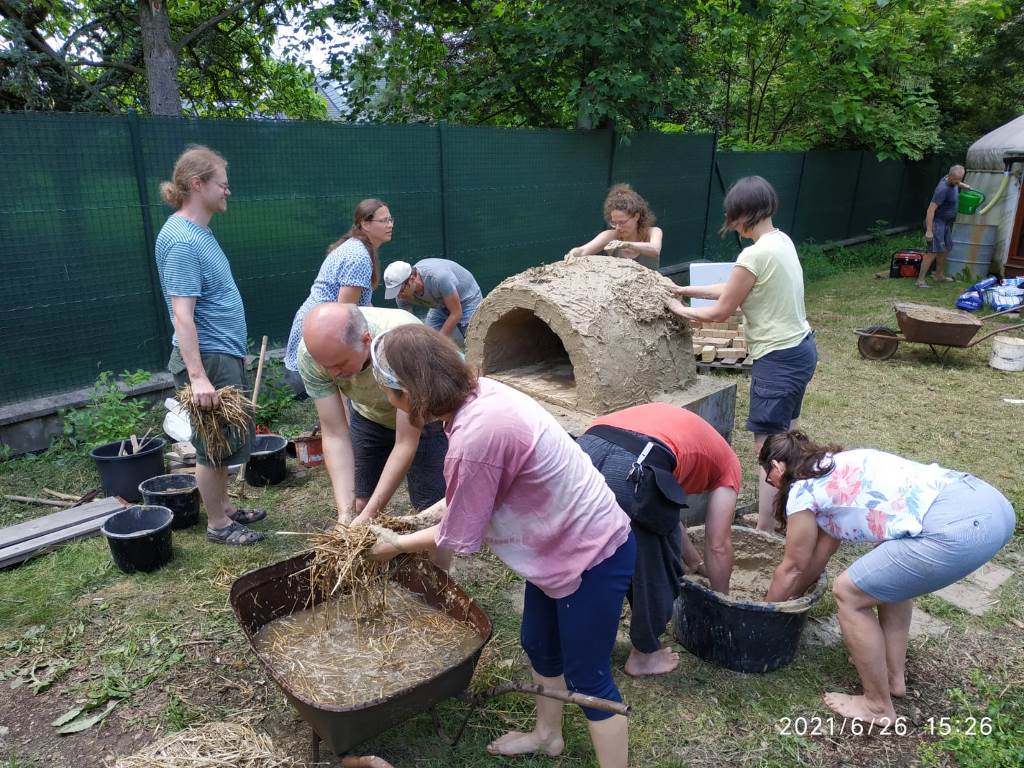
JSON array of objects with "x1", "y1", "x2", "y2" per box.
[
  {"x1": 746, "y1": 332, "x2": 818, "y2": 435},
  {"x1": 348, "y1": 405, "x2": 448, "y2": 510}
]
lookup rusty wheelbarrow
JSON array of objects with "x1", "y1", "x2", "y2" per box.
[
  {"x1": 230, "y1": 553, "x2": 630, "y2": 765},
  {"x1": 854, "y1": 302, "x2": 1024, "y2": 365}
]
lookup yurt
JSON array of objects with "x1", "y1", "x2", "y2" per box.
[{"x1": 956, "y1": 114, "x2": 1024, "y2": 277}]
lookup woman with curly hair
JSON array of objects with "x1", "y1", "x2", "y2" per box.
[
  {"x1": 760, "y1": 430, "x2": 1014, "y2": 726},
  {"x1": 566, "y1": 183, "x2": 663, "y2": 269}
]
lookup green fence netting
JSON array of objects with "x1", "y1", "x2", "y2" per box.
[{"x1": 0, "y1": 113, "x2": 941, "y2": 406}]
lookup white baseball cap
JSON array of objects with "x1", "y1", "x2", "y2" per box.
[{"x1": 383, "y1": 261, "x2": 413, "y2": 300}]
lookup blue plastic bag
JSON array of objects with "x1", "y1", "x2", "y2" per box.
[
  {"x1": 955, "y1": 290, "x2": 984, "y2": 312},
  {"x1": 971, "y1": 276, "x2": 998, "y2": 292}
]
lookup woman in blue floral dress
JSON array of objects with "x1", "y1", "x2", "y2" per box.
[{"x1": 760, "y1": 431, "x2": 1014, "y2": 726}]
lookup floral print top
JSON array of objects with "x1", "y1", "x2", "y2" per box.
[{"x1": 785, "y1": 449, "x2": 956, "y2": 542}]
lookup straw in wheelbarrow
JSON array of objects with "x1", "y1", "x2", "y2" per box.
[
  {"x1": 302, "y1": 515, "x2": 423, "y2": 618},
  {"x1": 176, "y1": 384, "x2": 252, "y2": 465},
  {"x1": 253, "y1": 583, "x2": 483, "y2": 707}
]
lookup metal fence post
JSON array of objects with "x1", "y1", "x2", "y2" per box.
[
  {"x1": 791, "y1": 151, "x2": 807, "y2": 236},
  {"x1": 126, "y1": 111, "x2": 172, "y2": 356},
  {"x1": 844, "y1": 151, "x2": 867, "y2": 239},
  {"x1": 438, "y1": 120, "x2": 449, "y2": 259},
  {"x1": 607, "y1": 128, "x2": 618, "y2": 187},
  {"x1": 700, "y1": 132, "x2": 719, "y2": 260}
]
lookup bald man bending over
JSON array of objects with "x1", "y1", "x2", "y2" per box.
[{"x1": 298, "y1": 304, "x2": 448, "y2": 525}]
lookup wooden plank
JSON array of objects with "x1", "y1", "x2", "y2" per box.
[
  {"x1": 0, "y1": 513, "x2": 121, "y2": 569},
  {"x1": 0, "y1": 497, "x2": 124, "y2": 551}
]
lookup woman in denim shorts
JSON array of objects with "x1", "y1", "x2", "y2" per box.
[
  {"x1": 760, "y1": 431, "x2": 1015, "y2": 727},
  {"x1": 667, "y1": 176, "x2": 816, "y2": 530}
]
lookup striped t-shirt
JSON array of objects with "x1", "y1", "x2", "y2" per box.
[{"x1": 155, "y1": 214, "x2": 247, "y2": 358}]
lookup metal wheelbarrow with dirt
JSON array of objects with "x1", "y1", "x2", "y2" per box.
[
  {"x1": 854, "y1": 302, "x2": 1024, "y2": 365},
  {"x1": 229, "y1": 553, "x2": 630, "y2": 766}
]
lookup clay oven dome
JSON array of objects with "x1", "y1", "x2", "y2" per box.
[{"x1": 466, "y1": 256, "x2": 695, "y2": 416}]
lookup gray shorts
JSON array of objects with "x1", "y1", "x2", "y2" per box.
[
  {"x1": 846, "y1": 475, "x2": 1015, "y2": 604},
  {"x1": 928, "y1": 218, "x2": 954, "y2": 254},
  {"x1": 169, "y1": 347, "x2": 254, "y2": 467},
  {"x1": 348, "y1": 405, "x2": 448, "y2": 510}
]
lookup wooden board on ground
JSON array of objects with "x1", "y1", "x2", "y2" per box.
[{"x1": 0, "y1": 497, "x2": 125, "y2": 569}]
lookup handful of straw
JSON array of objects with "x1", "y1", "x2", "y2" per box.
[
  {"x1": 303, "y1": 515, "x2": 423, "y2": 619},
  {"x1": 176, "y1": 383, "x2": 252, "y2": 465}
]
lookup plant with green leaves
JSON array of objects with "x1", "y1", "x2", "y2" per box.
[
  {"x1": 62, "y1": 370, "x2": 152, "y2": 448},
  {"x1": 253, "y1": 358, "x2": 296, "y2": 432}
]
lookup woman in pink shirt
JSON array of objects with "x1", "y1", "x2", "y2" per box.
[{"x1": 368, "y1": 325, "x2": 635, "y2": 768}]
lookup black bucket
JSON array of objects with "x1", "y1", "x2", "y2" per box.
[
  {"x1": 139, "y1": 474, "x2": 200, "y2": 529},
  {"x1": 672, "y1": 526, "x2": 827, "y2": 673},
  {"x1": 244, "y1": 434, "x2": 288, "y2": 487},
  {"x1": 101, "y1": 505, "x2": 174, "y2": 574},
  {"x1": 89, "y1": 438, "x2": 166, "y2": 502}
]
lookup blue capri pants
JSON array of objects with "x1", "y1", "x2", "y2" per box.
[
  {"x1": 520, "y1": 531, "x2": 636, "y2": 721},
  {"x1": 847, "y1": 475, "x2": 1015, "y2": 604}
]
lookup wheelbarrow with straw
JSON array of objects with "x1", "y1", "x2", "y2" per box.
[{"x1": 855, "y1": 302, "x2": 1024, "y2": 365}]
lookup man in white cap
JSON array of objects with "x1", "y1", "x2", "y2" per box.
[{"x1": 383, "y1": 258, "x2": 483, "y2": 341}]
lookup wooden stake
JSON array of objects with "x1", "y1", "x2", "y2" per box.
[
  {"x1": 43, "y1": 488, "x2": 82, "y2": 501},
  {"x1": 251, "y1": 335, "x2": 269, "y2": 410},
  {"x1": 4, "y1": 495, "x2": 72, "y2": 508}
]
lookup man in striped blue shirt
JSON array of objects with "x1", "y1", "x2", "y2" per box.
[{"x1": 155, "y1": 145, "x2": 265, "y2": 546}]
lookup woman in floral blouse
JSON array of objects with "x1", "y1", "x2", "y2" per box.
[{"x1": 761, "y1": 431, "x2": 1014, "y2": 726}]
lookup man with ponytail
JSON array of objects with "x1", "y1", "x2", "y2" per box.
[
  {"x1": 761, "y1": 430, "x2": 1014, "y2": 725},
  {"x1": 155, "y1": 145, "x2": 265, "y2": 546}
]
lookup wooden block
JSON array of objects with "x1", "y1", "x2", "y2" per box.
[
  {"x1": 703, "y1": 337, "x2": 732, "y2": 347},
  {"x1": 717, "y1": 348, "x2": 747, "y2": 361},
  {"x1": 731, "y1": 339, "x2": 747, "y2": 350},
  {"x1": 700, "y1": 345, "x2": 716, "y2": 362}
]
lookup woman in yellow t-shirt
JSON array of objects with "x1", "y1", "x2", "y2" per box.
[
  {"x1": 666, "y1": 176, "x2": 816, "y2": 533},
  {"x1": 565, "y1": 184, "x2": 663, "y2": 269}
]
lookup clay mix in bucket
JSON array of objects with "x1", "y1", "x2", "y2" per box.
[{"x1": 685, "y1": 526, "x2": 799, "y2": 602}]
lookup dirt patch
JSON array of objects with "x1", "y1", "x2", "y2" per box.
[
  {"x1": 466, "y1": 256, "x2": 694, "y2": 414},
  {"x1": 685, "y1": 525, "x2": 791, "y2": 602}
]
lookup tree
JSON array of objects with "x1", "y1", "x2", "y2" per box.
[
  {"x1": 326, "y1": 0, "x2": 693, "y2": 131},
  {"x1": 0, "y1": 0, "x2": 326, "y2": 118}
]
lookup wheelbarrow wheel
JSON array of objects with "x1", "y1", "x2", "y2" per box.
[{"x1": 857, "y1": 326, "x2": 900, "y2": 361}]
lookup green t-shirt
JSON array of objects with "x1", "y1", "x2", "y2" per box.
[
  {"x1": 735, "y1": 230, "x2": 810, "y2": 360},
  {"x1": 297, "y1": 307, "x2": 421, "y2": 428}
]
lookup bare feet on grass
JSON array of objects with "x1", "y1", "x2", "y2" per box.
[
  {"x1": 624, "y1": 646, "x2": 680, "y2": 676},
  {"x1": 823, "y1": 692, "x2": 896, "y2": 725},
  {"x1": 846, "y1": 656, "x2": 905, "y2": 698},
  {"x1": 486, "y1": 730, "x2": 564, "y2": 757}
]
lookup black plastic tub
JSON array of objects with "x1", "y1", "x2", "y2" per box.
[
  {"x1": 139, "y1": 474, "x2": 200, "y2": 529},
  {"x1": 90, "y1": 438, "x2": 166, "y2": 502},
  {"x1": 101, "y1": 505, "x2": 174, "y2": 574},
  {"x1": 230, "y1": 554, "x2": 492, "y2": 758},
  {"x1": 244, "y1": 434, "x2": 288, "y2": 487},
  {"x1": 672, "y1": 526, "x2": 827, "y2": 673}
]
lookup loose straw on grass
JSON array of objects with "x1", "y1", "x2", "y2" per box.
[
  {"x1": 176, "y1": 384, "x2": 252, "y2": 465},
  {"x1": 112, "y1": 721, "x2": 296, "y2": 767}
]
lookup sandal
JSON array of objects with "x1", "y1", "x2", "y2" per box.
[
  {"x1": 936, "y1": 276, "x2": 954, "y2": 282},
  {"x1": 229, "y1": 508, "x2": 267, "y2": 525},
  {"x1": 207, "y1": 521, "x2": 265, "y2": 546},
  {"x1": 915, "y1": 282, "x2": 931, "y2": 288}
]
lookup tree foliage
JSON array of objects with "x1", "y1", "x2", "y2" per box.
[
  {"x1": 325, "y1": 0, "x2": 1020, "y2": 158},
  {"x1": 0, "y1": 0, "x2": 326, "y2": 117}
]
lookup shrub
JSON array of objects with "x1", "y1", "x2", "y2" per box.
[{"x1": 62, "y1": 370, "x2": 152, "y2": 447}]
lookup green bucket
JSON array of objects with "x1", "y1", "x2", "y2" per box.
[{"x1": 958, "y1": 188, "x2": 985, "y2": 215}]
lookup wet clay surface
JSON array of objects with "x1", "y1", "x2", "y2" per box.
[
  {"x1": 466, "y1": 256, "x2": 694, "y2": 414},
  {"x1": 685, "y1": 526, "x2": 788, "y2": 602}
]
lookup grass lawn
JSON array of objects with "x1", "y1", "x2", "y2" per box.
[{"x1": 1, "y1": 234, "x2": 1022, "y2": 767}]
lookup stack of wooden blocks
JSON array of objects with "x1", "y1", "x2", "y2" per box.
[{"x1": 691, "y1": 310, "x2": 752, "y2": 366}]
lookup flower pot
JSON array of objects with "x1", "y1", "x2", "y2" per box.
[
  {"x1": 101, "y1": 505, "x2": 173, "y2": 574},
  {"x1": 89, "y1": 438, "x2": 166, "y2": 502}
]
